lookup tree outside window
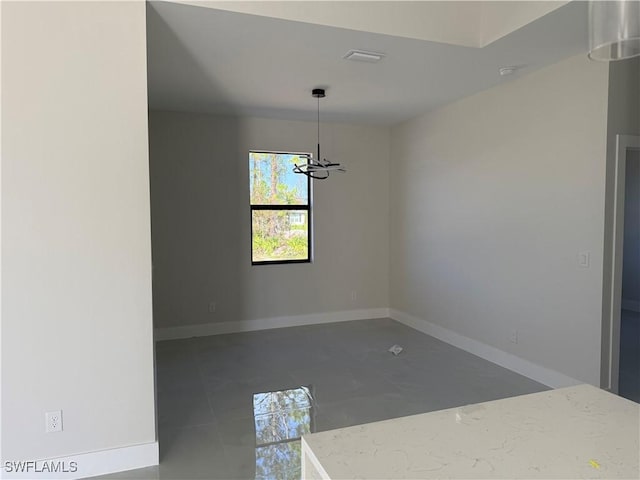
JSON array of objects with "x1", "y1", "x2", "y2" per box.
[{"x1": 250, "y1": 152, "x2": 311, "y2": 264}]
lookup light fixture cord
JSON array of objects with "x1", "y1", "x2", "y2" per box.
[{"x1": 317, "y1": 95, "x2": 321, "y2": 164}]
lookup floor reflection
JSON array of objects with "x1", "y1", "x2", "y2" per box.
[{"x1": 253, "y1": 386, "x2": 314, "y2": 479}]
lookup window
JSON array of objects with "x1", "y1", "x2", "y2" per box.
[{"x1": 250, "y1": 151, "x2": 311, "y2": 264}]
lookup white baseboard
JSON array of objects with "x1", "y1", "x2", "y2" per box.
[
  {"x1": 1, "y1": 441, "x2": 158, "y2": 479},
  {"x1": 154, "y1": 308, "x2": 390, "y2": 341},
  {"x1": 622, "y1": 298, "x2": 640, "y2": 313},
  {"x1": 154, "y1": 306, "x2": 582, "y2": 389},
  {"x1": 389, "y1": 309, "x2": 582, "y2": 389}
]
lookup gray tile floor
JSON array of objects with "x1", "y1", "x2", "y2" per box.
[
  {"x1": 94, "y1": 318, "x2": 548, "y2": 480},
  {"x1": 619, "y1": 309, "x2": 640, "y2": 403}
]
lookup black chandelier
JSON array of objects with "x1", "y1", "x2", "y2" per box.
[{"x1": 293, "y1": 88, "x2": 346, "y2": 180}]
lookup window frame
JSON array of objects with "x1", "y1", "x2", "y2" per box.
[{"x1": 249, "y1": 150, "x2": 312, "y2": 266}]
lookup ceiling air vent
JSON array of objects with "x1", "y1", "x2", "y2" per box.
[{"x1": 343, "y1": 49, "x2": 385, "y2": 63}]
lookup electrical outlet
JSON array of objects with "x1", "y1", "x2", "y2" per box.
[
  {"x1": 46, "y1": 410, "x2": 63, "y2": 433},
  {"x1": 208, "y1": 302, "x2": 216, "y2": 313},
  {"x1": 509, "y1": 330, "x2": 518, "y2": 344}
]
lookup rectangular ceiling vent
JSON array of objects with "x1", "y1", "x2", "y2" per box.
[{"x1": 343, "y1": 49, "x2": 385, "y2": 63}]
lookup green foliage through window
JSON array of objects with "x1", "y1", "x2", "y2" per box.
[{"x1": 250, "y1": 152, "x2": 311, "y2": 264}]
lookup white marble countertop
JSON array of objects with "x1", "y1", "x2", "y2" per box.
[{"x1": 301, "y1": 385, "x2": 640, "y2": 479}]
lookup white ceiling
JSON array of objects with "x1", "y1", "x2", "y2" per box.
[
  {"x1": 173, "y1": 1, "x2": 569, "y2": 48},
  {"x1": 147, "y1": 0, "x2": 589, "y2": 126}
]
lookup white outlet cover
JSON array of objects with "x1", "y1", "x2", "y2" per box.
[{"x1": 46, "y1": 410, "x2": 63, "y2": 433}]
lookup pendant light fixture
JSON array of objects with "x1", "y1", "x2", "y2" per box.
[
  {"x1": 588, "y1": 0, "x2": 640, "y2": 61},
  {"x1": 293, "y1": 88, "x2": 346, "y2": 180}
]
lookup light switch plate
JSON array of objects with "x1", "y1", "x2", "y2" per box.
[{"x1": 578, "y1": 251, "x2": 590, "y2": 268}]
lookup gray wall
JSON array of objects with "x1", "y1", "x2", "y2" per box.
[
  {"x1": 149, "y1": 112, "x2": 390, "y2": 330},
  {"x1": 390, "y1": 54, "x2": 610, "y2": 385},
  {"x1": 623, "y1": 151, "x2": 640, "y2": 305},
  {"x1": 2, "y1": 1, "x2": 155, "y2": 462}
]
